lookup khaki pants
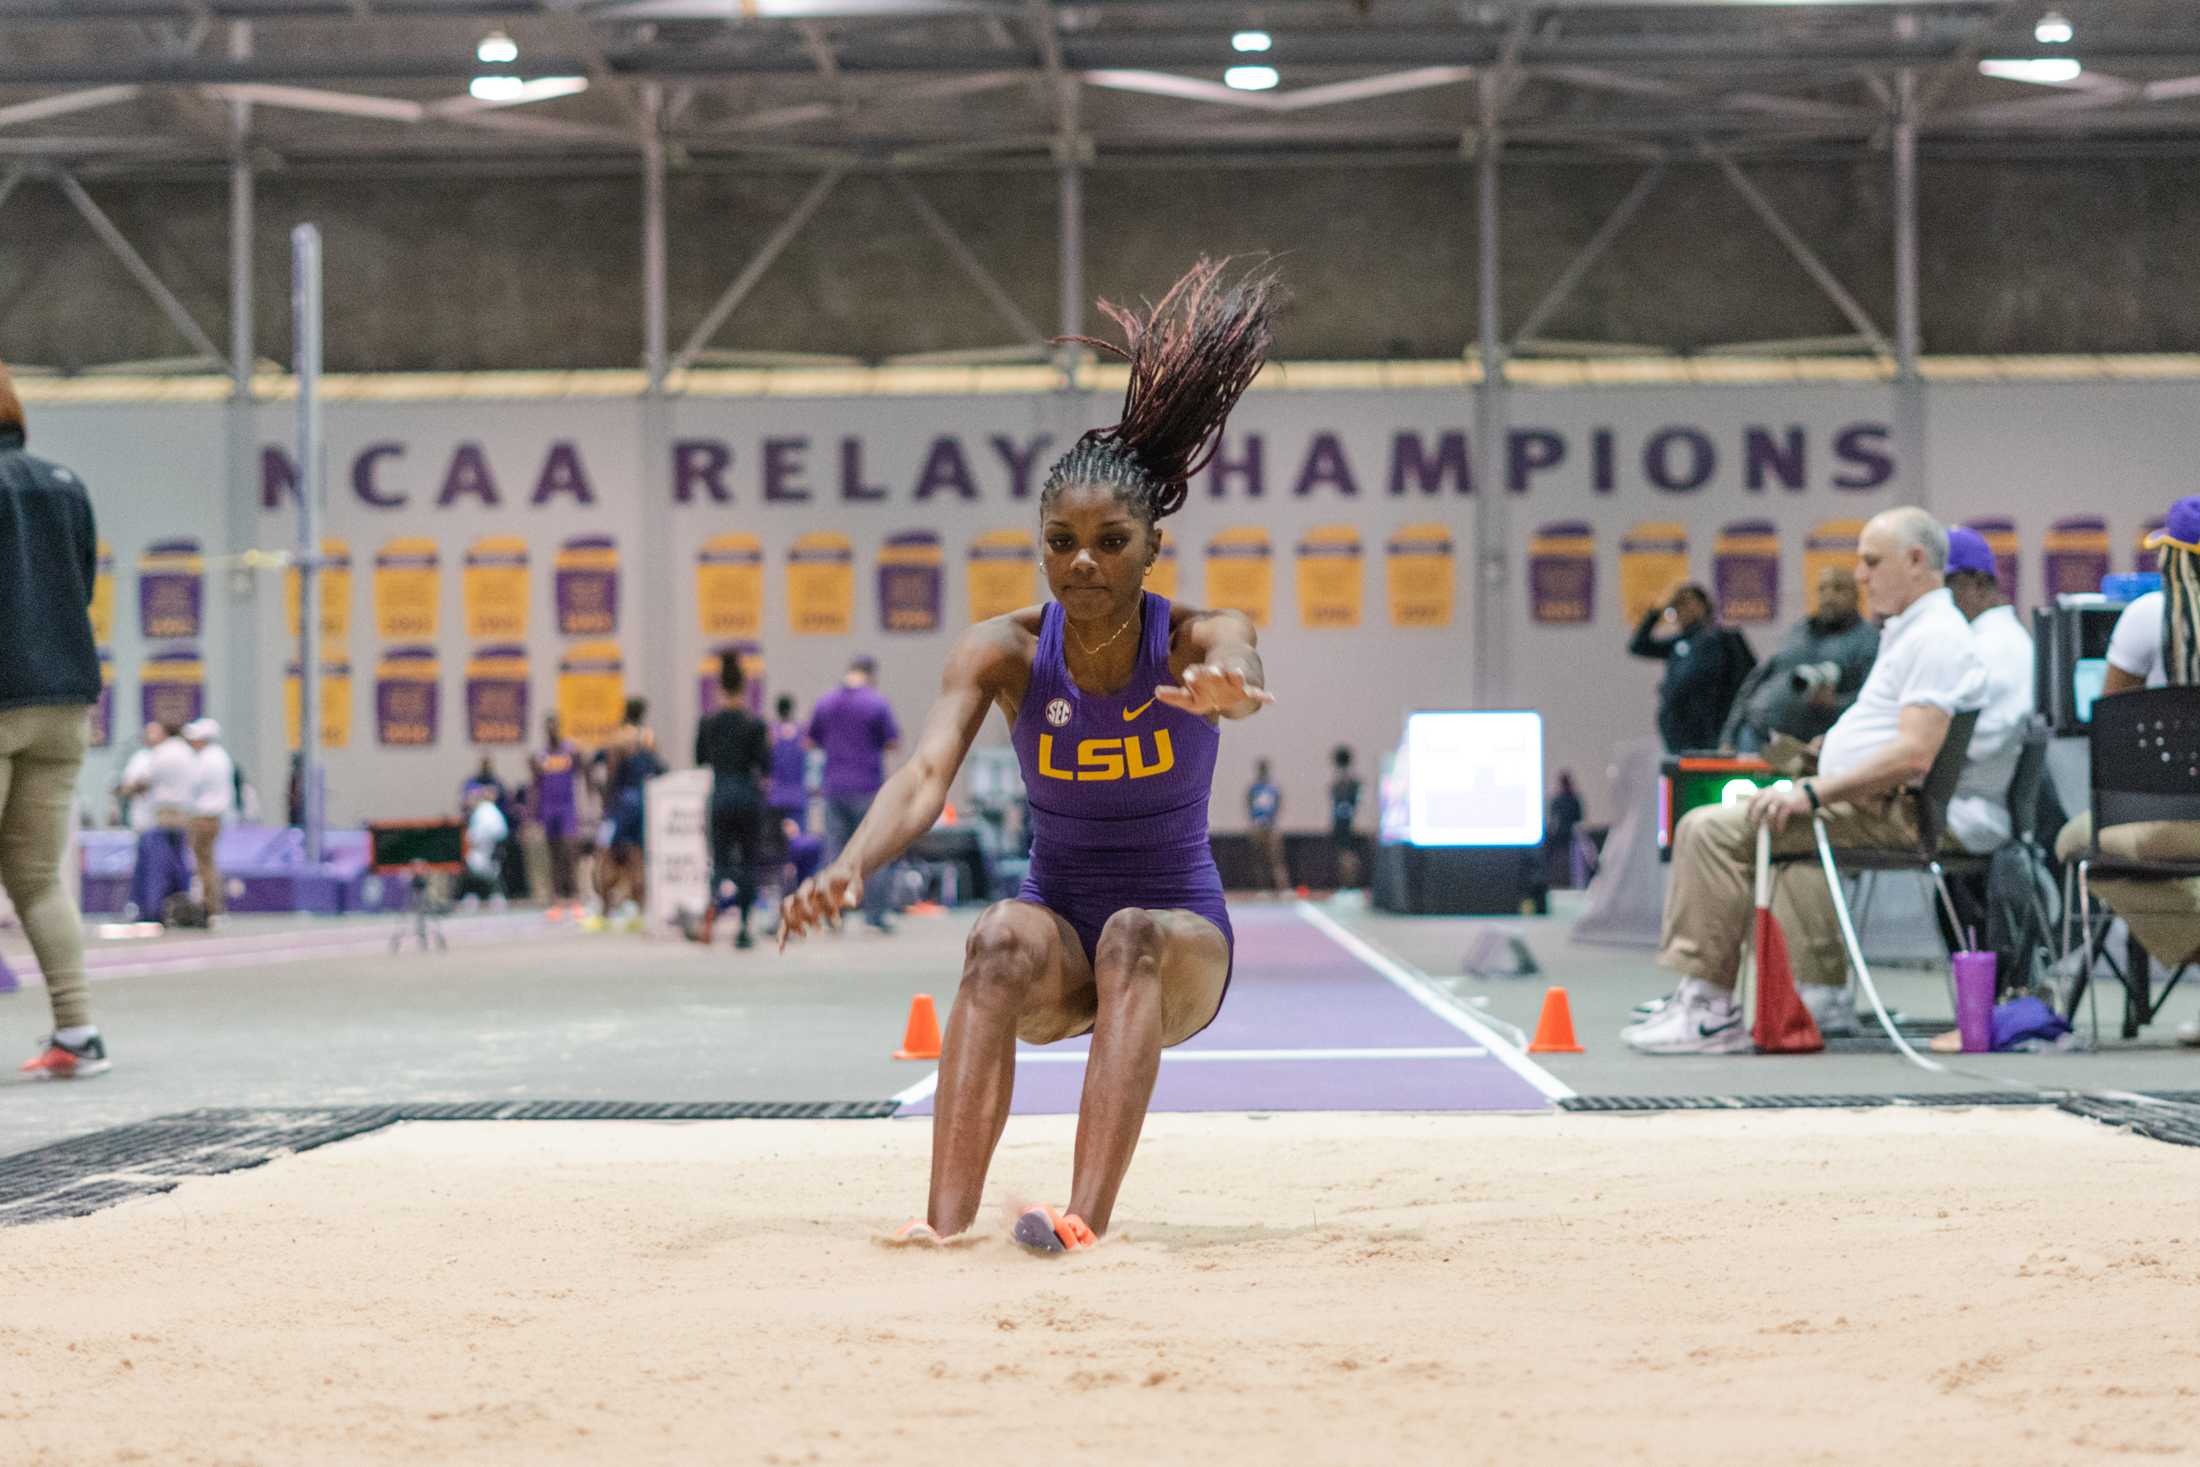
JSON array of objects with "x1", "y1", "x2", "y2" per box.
[
  {"x1": 2056, "y1": 814, "x2": 2200, "y2": 969},
  {"x1": 187, "y1": 815, "x2": 225, "y2": 916},
  {"x1": 1250, "y1": 826, "x2": 1289, "y2": 894},
  {"x1": 0, "y1": 704, "x2": 92, "y2": 1029},
  {"x1": 1660, "y1": 795, "x2": 1924, "y2": 991}
]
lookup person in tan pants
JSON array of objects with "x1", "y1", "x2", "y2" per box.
[
  {"x1": 183, "y1": 717, "x2": 234, "y2": 918},
  {"x1": 0, "y1": 358, "x2": 109, "y2": 1078}
]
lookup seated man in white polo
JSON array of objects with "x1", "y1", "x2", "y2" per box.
[{"x1": 1629, "y1": 507, "x2": 1989, "y2": 1054}]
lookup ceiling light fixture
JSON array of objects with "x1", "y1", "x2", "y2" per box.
[
  {"x1": 1232, "y1": 31, "x2": 1272, "y2": 53},
  {"x1": 1979, "y1": 57, "x2": 2083, "y2": 85},
  {"x1": 2034, "y1": 11, "x2": 2074, "y2": 45},
  {"x1": 476, "y1": 30, "x2": 519, "y2": 65},
  {"x1": 1224, "y1": 65, "x2": 1279, "y2": 91}
]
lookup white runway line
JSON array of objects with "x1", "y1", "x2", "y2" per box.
[
  {"x1": 1293, "y1": 900, "x2": 1577, "y2": 1101},
  {"x1": 1017, "y1": 1045, "x2": 1489, "y2": 1064}
]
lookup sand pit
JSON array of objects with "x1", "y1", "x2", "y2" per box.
[{"x1": 7, "y1": 1109, "x2": 2200, "y2": 1466}]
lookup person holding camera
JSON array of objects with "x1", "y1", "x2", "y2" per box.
[
  {"x1": 1628, "y1": 581, "x2": 1757, "y2": 753},
  {"x1": 1718, "y1": 565, "x2": 1879, "y2": 753}
]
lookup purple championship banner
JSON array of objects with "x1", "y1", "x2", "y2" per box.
[
  {"x1": 877, "y1": 530, "x2": 945, "y2": 633},
  {"x1": 1526, "y1": 520, "x2": 1596, "y2": 625},
  {"x1": 375, "y1": 646, "x2": 442, "y2": 748},
  {"x1": 554, "y1": 534, "x2": 620, "y2": 637},
  {"x1": 136, "y1": 538, "x2": 204, "y2": 641},
  {"x1": 1713, "y1": 518, "x2": 1780, "y2": 623}
]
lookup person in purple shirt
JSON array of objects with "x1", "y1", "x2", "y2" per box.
[
  {"x1": 807, "y1": 655, "x2": 903, "y2": 932},
  {"x1": 529, "y1": 713, "x2": 583, "y2": 918},
  {"x1": 779, "y1": 258, "x2": 1280, "y2": 1254}
]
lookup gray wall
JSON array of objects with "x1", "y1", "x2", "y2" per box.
[{"x1": 10, "y1": 157, "x2": 2200, "y2": 371}]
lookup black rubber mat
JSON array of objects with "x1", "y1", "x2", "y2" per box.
[
  {"x1": 1560, "y1": 1090, "x2": 2048, "y2": 1114},
  {"x1": 0, "y1": 1099, "x2": 899, "y2": 1227},
  {"x1": 2058, "y1": 1095, "x2": 2200, "y2": 1148}
]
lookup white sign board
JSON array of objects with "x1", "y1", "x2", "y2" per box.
[{"x1": 644, "y1": 769, "x2": 711, "y2": 933}]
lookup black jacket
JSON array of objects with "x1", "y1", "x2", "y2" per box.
[
  {"x1": 1628, "y1": 609, "x2": 1757, "y2": 753},
  {"x1": 0, "y1": 427, "x2": 101, "y2": 712}
]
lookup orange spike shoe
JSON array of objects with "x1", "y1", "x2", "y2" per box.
[{"x1": 1012, "y1": 1204, "x2": 1096, "y2": 1255}]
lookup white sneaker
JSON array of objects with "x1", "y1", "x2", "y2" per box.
[
  {"x1": 1628, "y1": 991, "x2": 1678, "y2": 1024},
  {"x1": 1625, "y1": 977, "x2": 1750, "y2": 1054},
  {"x1": 2176, "y1": 1018, "x2": 2200, "y2": 1049},
  {"x1": 1799, "y1": 983, "x2": 1858, "y2": 1037}
]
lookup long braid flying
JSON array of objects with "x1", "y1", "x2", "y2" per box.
[{"x1": 1042, "y1": 257, "x2": 1284, "y2": 528}]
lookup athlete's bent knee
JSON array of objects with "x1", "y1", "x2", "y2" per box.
[
  {"x1": 1093, "y1": 908, "x2": 1164, "y2": 989},
  {"x1": 960, "y1": 903, "x2": 1052, "y2": 1005}
]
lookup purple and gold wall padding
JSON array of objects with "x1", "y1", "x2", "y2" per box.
[
  {"x1": 967, "y1": 528, "x2": 1040, "y2": 625},
  {"x1": 878, "y1": 530, "x2": 945, "y2": 634},
  {"x1": 464, "y1": 645, "x2": 530, "y2": 746},
  {"x1": 696, "y1": 532, "x2": 764, "y2": 640},
  {"x1": 787, "y1": 531, "x2": 856, "y2": 636},
  {"x1": 373, "y1": 537, "x2": 441, "y2": 642},
  {"x1": 1203, "y1": 525, "x2": 1274, "y2": 628},
  {"x1": 463, "y1": 535, "x2": 531, "y2": 642},
  {"x1": 1712, "y1": 519, "x2": 1780, "y2": 624},
  {"x1": 1295, "y1": 523, "x2": 1366, "y2": 629},
  {"x1": 554, "y1": 534, "x2": 620, "y2": 638},
  {"x1": 1526, "y1": 520, "x2": 1596, "y2": 626},
  {"x1": 374, "y1": 646, "x2": 441, "y2": 748},
  {"x1": 1385, "y1": 522, "x2": 1455, "y2": 629},
  {"x1": 136, "y1": 538, "x2": 204, "y2": 641}
]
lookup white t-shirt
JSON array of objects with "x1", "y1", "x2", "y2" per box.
[
  {"x1": 191, "y1": 744, "x2": 236, "y2": 820},
  {"x1": 119, "y1": 747, "x2": 156, "y2": 831},
  {"x1": 1946, "y1": 603, "x2": 2035, "y2": 853},
  {"x1": 144, "y1": 737, "x2": 200, "y2": 818},
  {"x1": 466, "y1": 800, "x2": 509, "y2": 876},
  {"x1": 2107, "y1": 591, "x2": 2168, "y2": 688},
  {"x1": 1819, "y1": 587, "x2": 1990, "y2": 787}
]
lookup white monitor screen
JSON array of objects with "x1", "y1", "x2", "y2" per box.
[{"x1": 1404, "y1": 710, "x2": 1545, "y2": 847}]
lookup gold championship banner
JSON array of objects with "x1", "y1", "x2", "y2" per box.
[
  {"x1": 463, "y1": 535, "x2": 531, "y2": 641},
  {"x1": 1294, "y1": 524, "x2": 1365, "y2": 629},
  {"x1": 1526, "y1": 521, "x2": 1596, "y2": 625},
  {"x1": 1203, "y1": 526, "x2": 1273, "y2": 627},
  {"x1": 91, "y1": 541, "x2": 114, "y2": 646},
  {"x1": 1385, "y1": 522, "x2": 1455, "y2": 629},
  {"x1": 285, "y1": 657, "x2": 354, "y2": 751},
  {"x1": 557, "y1": 640, "x2": 626, "y2": 749},
  {"x1": 1804, "y1": 518, "x2": 1869, "y2": 617},
  {"x1": 787, "y1": 531, "x2": 855, "y2": 636},
  {"x1": 373, "y1": 537, "x2": 442, "y2": 642},
  {"x1": 284, "y1": 537, "x2": 353, "y2": 646},
  {"x1": 1618, "y1": 521, "x2": 1689, "y2": 624},
  {"x1": 967, "y1": 528, "x2": 1039, "y2": 624},
  {"x1": 1147, "y1": 535, "x2": 1179, "y2": 601},
  {"x1": 696, "y1": 532, "x2": 764, "y2": 640}
]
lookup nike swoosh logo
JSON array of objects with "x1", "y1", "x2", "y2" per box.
[
  {"x1": 1122, "y1": 699, "x2": 1156, "y2": 722},
  {"x1": 1696, "y1": 1019, "x2": 1740, "y2": 1038}
]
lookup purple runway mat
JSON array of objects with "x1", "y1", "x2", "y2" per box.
[{"x1": 900, "y1": 905, "x2": 1555, "y2": 1115}]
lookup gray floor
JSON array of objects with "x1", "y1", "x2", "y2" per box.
[{"x1": 6, "y1": 891, "x2": 2198, "y2": 1160}]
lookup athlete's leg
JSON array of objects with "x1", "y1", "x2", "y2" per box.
[
  {"x1": 1069, "y1": 908, "x2": 1230, "y2": 1235},
  {"x1": 928, "y1": 899, "x2": 1093, "y2": 1236}
]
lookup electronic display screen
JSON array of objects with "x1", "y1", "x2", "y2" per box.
[
  {"x1": 2072, "y1": 657, "x2": 2108, "y2": 726},
  {"x1": 1401, "y1": 711, "x2": 1544, "y2": 847}
]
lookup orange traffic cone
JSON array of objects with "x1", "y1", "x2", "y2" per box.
[
  {"x1": 894, "y1": 994, "x2": 943, "y2": 1060},
  {"x1": 1527, "y1": 986, "x2": 1584, "y2": 1053}
]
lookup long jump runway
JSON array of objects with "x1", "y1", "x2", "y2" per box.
[{"x1": 900, "y1": 902, "x2": 1565, "y2": 1116}]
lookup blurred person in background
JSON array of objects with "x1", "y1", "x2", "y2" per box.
[
  {"x1": 123, "y1": 721, "x2": 196, "y2": 924},
  {"x1": 1546, "y1": 770, "x2": 1585, "y2": 889},
  {"x1": 690, "y1": 651, "x2": 771, "y2": 950},
  {"x1": 1328, "y1": 745, "x2": 1363, "y2": 890},
  {"x1": 0, "y1": 358, "x2": 111, "y2": 1077},
  {"x1": 454, "y1": 783, "x2": 508, "y2": 907},
  {"x1": 1246, "y1": 756, "x2": 1287, "y2": 894},
  {"x1": 530, "y1": 713, "x2": 583, "y2": 919},
  {"x1": 1628, "y1": 581, "x2": 1757, "y2": 754},
  {"x1": 1718, "y1": 566, "x2": 1878, "y2": 753},
  {"x1": 808, "y1": 654, "x2": 903, "y2": 934},
  {"x1": 182, "y1": 718, "x2": 234, "y2": 920},
  {"x1": 588, "y1": 698, "x2": 663, "y2": 931}
]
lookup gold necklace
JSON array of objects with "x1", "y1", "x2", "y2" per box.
[{"x1": 1070, "y1": 607, "x2": 1139, "y2": 658}]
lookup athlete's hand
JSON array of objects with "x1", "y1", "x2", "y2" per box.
[
  {"x1": 778, "y1": 862, "x2": 863, "y2": 949},
  {"x1": 1155, "y1": 663, "x2": 1275, "y2": 719}
]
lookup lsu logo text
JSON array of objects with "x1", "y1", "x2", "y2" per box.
[{"x1": 1037, "y1": 731, "x2": 1176, "y2": 782}]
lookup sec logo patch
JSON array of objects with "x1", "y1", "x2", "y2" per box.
[{"x1": 1045, "y1": 698, "x2": 1073, "y2": 727}]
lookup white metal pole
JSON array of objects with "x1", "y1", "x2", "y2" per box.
[
  {"x1": 1473, "y1": 122, "x2": 1509, "y2": 708},
  {"x1": 1892, "y1": 68, "x2": 1927, "y2": 507},
  {"x1": 292, "y1": 223, "x2": 324, "y2": 864}
]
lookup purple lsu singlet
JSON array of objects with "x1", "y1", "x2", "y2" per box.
[
  {"x1": 535, "y1": 745, "x2": 579, "y2": 838},
  {"x1": 1011, "y1": 592, "x2": 1234, "y2": 1004}
]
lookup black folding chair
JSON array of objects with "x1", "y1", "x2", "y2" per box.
[
  {"x1": 1774, "y1": 709, "x2": 1980, "y2": 1013},
  {"x1": 2064, "y1": 687, "x2": 2200, "y2": 1039}
]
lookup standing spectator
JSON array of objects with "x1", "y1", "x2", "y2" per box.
[
  {"x1": 765, "y1": 694, "x2": 808, "y2": 904},
  {"x1": 691, "y1": 651, "x2": 771, "y2": 949},
  {"x1": 588, "y1": 698, "x2": 664, "y2": 931},
  {"x1": 116, "y1": 722, "x2": 163, "y2": 833},
  {"x1": 123, "y1": 722, "x2": 196, "y2": 923},
  {"x1": 1327, "y1": 745, "x2": 1363, "y2": 890},
  {"x1": 182, "y1": 718, "x2": 234, "y2": 919},
  {"x1": 0, "y1": 361, "x2": 111, "y2": 1077},
  {"x1": 1247, "y1": 757, "x2": 1287, "y2": 894},
  {"x1": 1718, "y1": 566, "x2": 1880, "y2": 752},
  {"x1": 454, "y1": 784, "x2": 508, "y2": 907},
  {"x1": 807, "y1": 654, "x2": 902, "y2": 933},
  {"x1": 1628, "y1": 581, "x2": 1757, "y2": 753},
  {"x1": 1547, "y1": 770, "x2": 1585, "y2": 888},
  {"x1": 530, "y1": 714, "x2": 583, "y2": 918}
]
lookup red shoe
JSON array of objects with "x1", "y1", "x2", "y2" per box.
[
  {"x1": 1012, "y1": 1204, "x2": 1095, "y2": 1254},
  {"x1": 19, "y1": 1032, "x2": 110, "y2": 1080}
]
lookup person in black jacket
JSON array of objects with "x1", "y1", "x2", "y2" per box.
[
  {"x1": 0, "y1": 361, "x2": 110, "y2": 1079},
  {"x1": 1627, "y1": 581, "x2": 1757, "y2": 753},
  {"x1": 690, "y1": 651, "x2": 771, "y2": 949}
]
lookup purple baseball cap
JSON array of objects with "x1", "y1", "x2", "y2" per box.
[
  {"x1": 2144, "y1": 495, "x2": 2200, "y2": 555},
  {"x1": 1945, "y1": 525, "x2": 1997, "y2": 577}
]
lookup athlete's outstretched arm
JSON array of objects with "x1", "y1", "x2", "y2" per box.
[
  {"x1": 1155, "y1": 607, "x2": 1275, "y2": 721},
  {"x1": 778, "y1": 621, "x2": 1025, "y2": 945}
]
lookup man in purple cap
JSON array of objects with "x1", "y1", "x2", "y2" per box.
[
  {"x1": 2056, "y1": 495, "x2": 2200, "y2": 1032},
  {"x1": 1944, "y1": 526, "x2": 2035, "y2": 855},
  {"x1": 807, "y1": 654, "x2": 902, "y2": 932}
]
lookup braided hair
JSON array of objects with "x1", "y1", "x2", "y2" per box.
[
  {"x1": 2166, "y1": 544, "x2": 2200, "y2": 687},
  {"x1": 1042, "y1": 257, "x2": 1284, "y2": 532}
]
